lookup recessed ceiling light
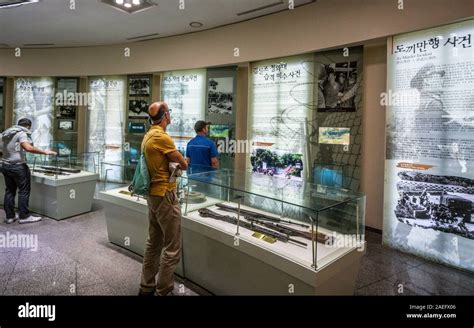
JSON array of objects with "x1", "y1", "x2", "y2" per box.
[
  {"x1": 101, "y1": 0, "x2": 155, "y2": 14},
  {"x1": 190, "y1": 22, "x2": 203, "y2": 28}
]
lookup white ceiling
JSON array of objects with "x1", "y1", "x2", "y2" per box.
[{"x1": 0, "y1": 0, "x2": 315, "y2": 48}]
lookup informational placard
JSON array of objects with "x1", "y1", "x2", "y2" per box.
[
  {"x1": 249, "y1": 55, "x2": 313, "y2": 181},
  {"x1": 384, "y1": 20, "x2": 474, "y2": 272},
  {"x1": 161, "y1": 69, "x2": 206, "y2": 139},
  {"x1": 13, "y1": 77, "x2": 55, "y2": 149},
  {"x1": 88, "y1": 77, "x2": 126, "y2": 181}
]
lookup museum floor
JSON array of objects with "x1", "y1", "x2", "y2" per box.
[{"x1": 0, "y1": 203, "x2": 473, "y2": 296}]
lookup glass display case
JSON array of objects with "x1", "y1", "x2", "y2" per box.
[
  {"x1": 180, "y1": 169, "x2": 366, "y2": 270},
  {"x1": 6, "y1": 152, "x2": 102, "y2": 220},
  {"x1": 100, "y1": 160, "x2": 136, "y2": 189},
  {"x1": 26, "y1": 151, "x2": 100, "y2": 179}
]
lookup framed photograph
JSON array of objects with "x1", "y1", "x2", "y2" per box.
[
  {"x1": 208, "y1": 77, "x2": 233, "y2": 114},
  {"x1": 128, "y1": 99, "x2": 149, "y2": 118},
  {"x1": 318, "y1": 127, "x2": 350, "y2": 145},
  {"x1": 317, "y1": 61, "x2": 358, "y2": 112},
  {"x1": 57, "y1": 105, "x2": 76, "y2": 118},
  {"x1": 58, "y1": 120, "x2": 74, "y2": 131},
  {"x1": 129, "y1": 77, "x2": 150, "y2": 97},
  {"x1": 209, "y1": 124, "x2": 230, "y2": 138}
]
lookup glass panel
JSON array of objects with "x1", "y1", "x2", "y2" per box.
[
  {"x1": 181, "y1": 168, "x2": 366, "y2": 270},
  {"x1": 185, "y1": 169, "x2": 363, "y2": 212},
  {"x1": 100, "y1": 160, "x2": 136, "y2": 190}
]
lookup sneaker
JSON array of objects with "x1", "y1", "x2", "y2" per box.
[
  {"x1": 18, "y1": 215, "x2": 42, "y2": 224},
  {"x1": 4, "y1": 214, "x2": 19, "y2": 224}
]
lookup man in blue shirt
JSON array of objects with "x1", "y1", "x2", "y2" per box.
[{"x1": 186, "y1": 121, "x2": 219, "y2": 174}]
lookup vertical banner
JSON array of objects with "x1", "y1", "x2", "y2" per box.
[
  {"x1": 249, "y1": 54, "x2": 314, "y2": 182},
  {"x1": 88, "y1": 77, "x2": 126, "y2": 181},
  {"x1": 161, "y1": 69, "x2": 206, "y2": 153},
  {"x1": 384, "y1": 20, "x2": 474, "y2": 272},
  {"x1": 14, "y1": 77, "x2": 55, "y2": 149}
]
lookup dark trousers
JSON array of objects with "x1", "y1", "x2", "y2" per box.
[{"x1": 2, "y1": 163, "x2": 31, "y2": 219}]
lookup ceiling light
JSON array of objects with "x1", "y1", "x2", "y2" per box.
[
  {"x1": 190, "y1": 22, "x2": 203, "y2": 28},
  {"x1": 101, "y1": 0, "x2": 154, "y2": 14}
]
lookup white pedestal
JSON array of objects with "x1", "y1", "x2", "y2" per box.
[
  {"x1": 0, "y1": 171, "x2": 99, "y2": 220},
  {"x1": 99, "y1": 187, "x2": 185, "y2": 276},
  {"x1": 99, "y1": 187, "x2": 365, "y2": 295}
]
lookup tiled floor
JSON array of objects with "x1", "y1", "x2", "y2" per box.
[
  {"x1": 0, "y1": 205, "x2": 473, "y2": 296},
  {"x1": 0, "y1": 204, "x2": 202, "y2": 296},
  {"x1": 355, "y1": 230, "x2": 474, "y2": 296}
]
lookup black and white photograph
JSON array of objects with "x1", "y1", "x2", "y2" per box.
[
  {"x1": 57, "y1": 105, "x2": 76, "y2": 118},
  {"x1": 129, "y1": 77, "x2": 150, "y2": 97},
  {"x1": 394, "y1": 171, "x2": 474, "y2": 239},
  {"x1": 207, "y1": 77, "x2": 233, "y2": 114},
  {"x1": 317, "y1": 61, "x2": 358, "y2": 112},
  {"x1": 128, "y1": 99, "x2": 149, "y2": 118}
]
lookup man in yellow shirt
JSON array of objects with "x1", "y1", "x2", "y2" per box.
[{"x1": 139, "y1": 101, "x2": 188, "y2": 296}]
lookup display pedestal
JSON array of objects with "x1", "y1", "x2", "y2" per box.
[
  {"x1": 99, "y1": 187, "x2": 185, "y2": 276},
  {"x1": 182, "y1": 211, "x2": 365, "y2": 295},
  {"x1": 0, "y1": 171, "x2": 98, "y2": 220},
  {"x1": 99, "y1": 187, "x2": 364, "y2": 295}
]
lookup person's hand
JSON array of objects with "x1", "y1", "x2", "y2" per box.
[{"x1": 44, "y1": 150, "x2": 57, "y2": 156}]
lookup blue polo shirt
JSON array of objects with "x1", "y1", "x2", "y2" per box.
[{"x1": 186, "y1": 135, "x2": 218, "y2": 174}]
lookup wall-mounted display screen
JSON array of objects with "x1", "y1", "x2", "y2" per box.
[
  {"x1": 209, "y1": 124, "x2": 229, "y2": 138},
  {"x1": 58, "y1": 120, "x2": 74, "y2": 131},
  {"x1": 128, "y1": 146, "x2": 139, "y2": 165},
  {"x1": 318, "y1": 127, "x2": 350, "y2": 145},
  {"x1": 57, "y1": 142, "x2": 72, "y2": 156},
  {"x1": 128, "y1": 122, "x2": 146, "y2": 134},
  {"x1": 313, "y1": 165, "x2": 343, "y2": 188}
]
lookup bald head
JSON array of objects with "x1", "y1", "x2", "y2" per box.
[
  {"x1": 148, "y1": 102, "x2": 168, "y2": 118},
  {"x1": 148, "y1": 101, "x2": 169, "y2": 123}
]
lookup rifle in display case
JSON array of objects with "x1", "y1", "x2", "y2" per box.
[{"x1": 198, "y1": 208, "x2": 308, "y2": 247}]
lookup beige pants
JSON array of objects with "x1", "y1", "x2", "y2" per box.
[{"x1": 140, "y1": 189, "x2": 182, "y2": 296}]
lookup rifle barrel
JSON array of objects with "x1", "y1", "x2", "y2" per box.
[
  {"x1": 216, "y1": 203, "x2": 310, "y2": 228},
  {"x1": 198, "y1": 209, "x2": 307, "y2": 247}
]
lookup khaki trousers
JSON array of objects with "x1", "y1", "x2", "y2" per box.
[{"x1": 140, "y1": 189, "x2": 182, "y2": 296}]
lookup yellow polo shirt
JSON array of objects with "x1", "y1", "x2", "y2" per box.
[{"x1": 142, "y1": 125, "x2": 177, "y2": 197}]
